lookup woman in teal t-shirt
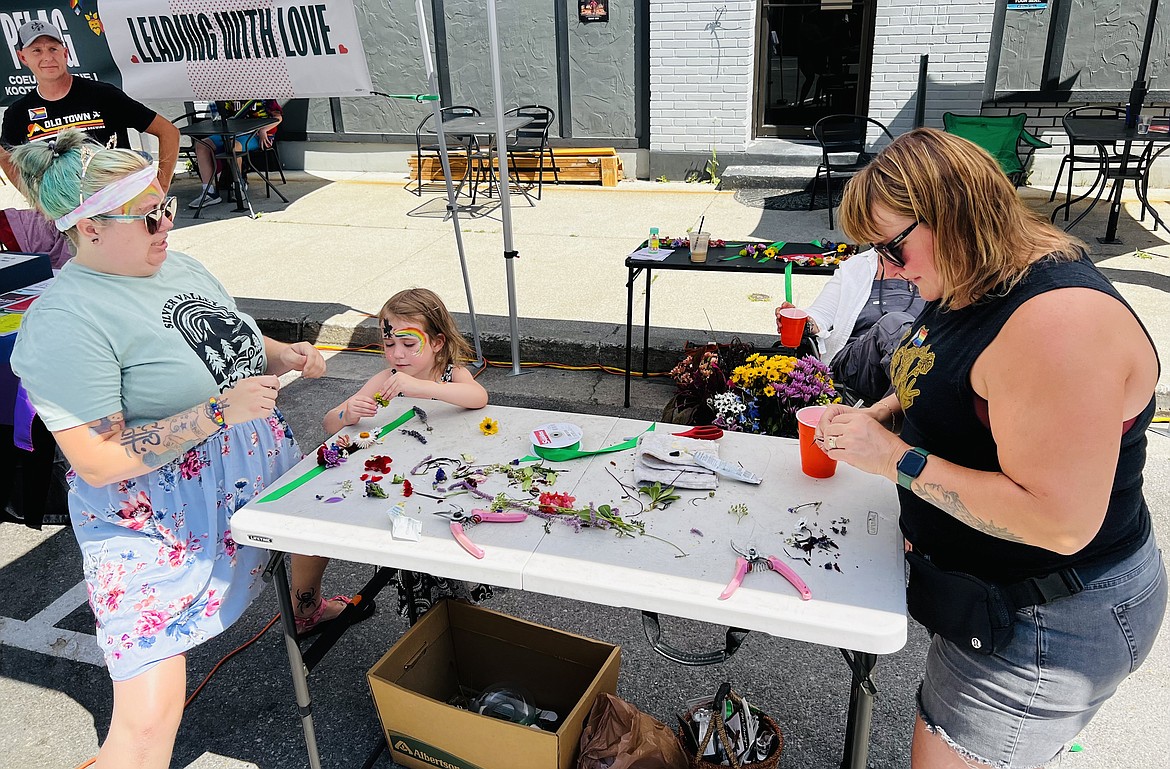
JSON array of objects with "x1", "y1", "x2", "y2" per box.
[{"x1": 9, "y1": 131, "x2": 360, "y2": 768}]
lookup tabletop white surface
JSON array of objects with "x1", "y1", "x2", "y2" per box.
[{"x1": 232, "y1": 399, "x2": 908, "y2": 654}]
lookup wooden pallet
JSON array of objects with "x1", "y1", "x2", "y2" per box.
[{"x1": 409, "y1": 147, "x2": 623, "y2": 186}]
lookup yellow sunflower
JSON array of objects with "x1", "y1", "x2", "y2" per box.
[{"x1": 479, "y1": 417, "x2": 499, "y2": 436}]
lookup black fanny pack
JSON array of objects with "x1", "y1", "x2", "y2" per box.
[{"x1": 905, "y1": 550, "x2": 1084, "y2": 655}]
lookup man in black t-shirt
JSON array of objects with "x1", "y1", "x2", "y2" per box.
[{"x1": 0, "y1": 20, "x2": 178, "y2": 193}]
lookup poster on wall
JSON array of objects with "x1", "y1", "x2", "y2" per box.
[
  {"x1": 579, "y1": 0, "x2": 608, "y2": 23},
  {"x1": 1006, "y1": 0, "x2": 1047, "y2": 9},
  {"x1": 1, "y1": 0, "x2": 372, "y2": 107}
]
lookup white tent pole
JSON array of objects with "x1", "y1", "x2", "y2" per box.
[
  {"x1": 414, "y1": 0, "x2": 484, "y2": 369},
  {"x1": 486, "y1": 0, "x2": 523, "y2": 375}
]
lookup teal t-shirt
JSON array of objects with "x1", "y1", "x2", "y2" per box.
[{"x1": 12, "y1": 251, "x2": 267, "y2": 431}]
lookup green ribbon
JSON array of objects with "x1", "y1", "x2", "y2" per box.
[
  {"x1": 382, "y1": 93, "x2": 439, "y2": 101},
  {"x1": 784, "y1": 261, "x2": 793, "y2": 304},
  {"x1": 256, "y1": 408, "x2": 419, "y2": 503},
  {"x1": 519, "y1": 423, "x2": 656, "y2": 463}
]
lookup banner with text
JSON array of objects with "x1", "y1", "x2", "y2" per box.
[{"x1": 2, "y1": 0, "x2": 371, "y2": 107}]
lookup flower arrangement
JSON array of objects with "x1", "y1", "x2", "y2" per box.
[
  {"x1": 736, "y1": 240, "x2": 857, "y2": 267},
  {"x1": 711, "y1": 353, "x2": 840, "y2": 437},
  {"x1": 665, "y1": 343, "x2": 840, "y2": 438}
]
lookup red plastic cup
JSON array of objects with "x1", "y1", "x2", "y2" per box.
[
  {"x1": 778, "y1": 308, "x2": 809, "y2": 348},
  {"x1": 796, "y1": 405, "x2": 837, "y2": 479}
]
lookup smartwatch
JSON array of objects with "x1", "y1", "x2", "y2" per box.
[{"x1": 896, "y1": 447, "x2": 931, "y2": 489}]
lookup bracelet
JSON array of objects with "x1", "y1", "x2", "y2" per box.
[
  {"x1": 874, "y1": 402, "x2": 898, "y2": 432},
  {"x1": 208, "y1": 396, "x2": 226, "y2": 428}
]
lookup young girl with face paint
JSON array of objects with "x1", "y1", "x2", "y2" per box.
[{"x1": 324, "y1": 287, "x2": 487, "y2": 434}]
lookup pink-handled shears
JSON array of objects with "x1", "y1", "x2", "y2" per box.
[
  {"x1": 719, "y1": 541, "x2": 812, "y2": 601},
  {"x1": 434, "y1": 508, "x2": 528, "y2": 559}
]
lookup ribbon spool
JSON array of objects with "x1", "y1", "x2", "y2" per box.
[{"x1": 521, "y1": 422, "x2": 656, "y2": 463}]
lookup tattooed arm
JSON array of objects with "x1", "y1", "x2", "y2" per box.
[{"x1": 52, "y1": 375, "x2": 281, "y2": 487}]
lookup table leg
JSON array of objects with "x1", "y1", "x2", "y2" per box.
[
  {"x1": 226, "y1": 140, "x2": 257, "y2": 218},
  {"x1": 1101, "y1": 169, "x2": 1127, "y2": 244},
  {"x1": 269, "y1": 554, "x2": 324, "y2": 769},
  {"x1": 839, "y1": 649, "x2": 877, "y2": 769},
  {"x1": 642, "y1": 268, "x2": 652, "y2": 380},
  {"x1": 625, "y1": 266, "x2": 637, "y2": 408}
]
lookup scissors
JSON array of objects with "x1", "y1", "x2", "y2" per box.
[
  {"x1": 433, "y1": 508, "x2": 528, "y2": 559},
  {"x1": 719, "y1": 541, "x2": 812, "y2": 601},
  {"x1": 672, "y1": 425, "x2": 724, "y2": 440}
]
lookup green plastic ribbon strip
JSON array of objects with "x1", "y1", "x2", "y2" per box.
[
  {"x1": 256, "y1": 408, "x2": 419, "y2": 503},
  {"x1": 785, "y1": 261, "x2": 793, "y2": 303},
  {"x1": 381, "y1": 93, "x2": 439, "y2": 101},
  {"x1": 519, "y1": 423, "x2": 656, "y2": 463}
]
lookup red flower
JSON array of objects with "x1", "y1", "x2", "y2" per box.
[
  {"x1": 403, "y1": 480, "x2": 414, "y2": 497},
  {"x1": 364, "y1": 455, "x2": 393, "y2": 474},
  {"x1": 537, "y1": 491, "x2": 576, "y2": 513}
]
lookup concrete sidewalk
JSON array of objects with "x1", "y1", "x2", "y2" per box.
[{"x1": 1, "y1": 173, "x2": 1168, "y2": 769}]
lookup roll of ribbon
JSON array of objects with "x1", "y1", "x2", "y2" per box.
[{"x1": 520, "y1": 423, "x2": 656, "y2": 463}]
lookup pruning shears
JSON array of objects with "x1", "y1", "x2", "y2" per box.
[
  {"x1": 719, "y1": 541, "x2": 812, "y2": 601},
  {"x1": 672, "y1": 425, "x2": 724, "y2": 440},
  {"x1": 434, "y1": 508, "x2": 527, "y2": 559}
]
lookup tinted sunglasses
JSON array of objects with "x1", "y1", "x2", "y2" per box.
[
  {"x1": 873, "y1": 220, "x2": 918, "y2": 268},
  {"x1": 96, "y1": 196, "x2": 177, "y2": 235}
]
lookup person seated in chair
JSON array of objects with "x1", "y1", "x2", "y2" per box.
[
  {"x1": 776, "y1": 248, "x2": 924, "y2": 404},
  {"x1": 189, "y1": 99, "x2": 282, "y2": 209},
  {"x1": 0, "y1": 207, "x2": 72, "y2": 267}
]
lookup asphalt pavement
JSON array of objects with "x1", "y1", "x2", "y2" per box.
[{"x1": 1, "y1": 172, "x2": 1168, "y2": 768}]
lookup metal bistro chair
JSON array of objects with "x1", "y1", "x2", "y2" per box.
[
  {"x1": 942, "y1": 112, "x2": 1050, "y2": 188},
  {"x1": 503, "y1": 105, "x2": 559, "y2": 199},
  {"x1": 1048, "y1": 106, "x2": 1157, "y2": 227},
  {"x1": 811, "y1": 115, "x2": 893, "y2": 229},
  {"x1": 413, "y1": 105, "x2": 480, "y2": 197}
]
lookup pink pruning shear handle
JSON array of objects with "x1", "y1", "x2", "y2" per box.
[
  {"x1": 719, "y1": 557, "x2": 751, "y2": 600},
  {"x1": 471, "y1": 510, "x2": 528, "y2": 523},
  {"x1": 768, "y1": 556, "x2": 812, "y2": 601},
  {"x1": 450, "y1": 522, "x2": 485, "y2": 559}
]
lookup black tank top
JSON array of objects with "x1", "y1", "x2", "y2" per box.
[{"x1": 890, "y1": 255, "x2": 1156, "y2": 582}]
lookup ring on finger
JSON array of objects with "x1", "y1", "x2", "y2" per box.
[{"x1": 826, "y1": 435, "x2": 838, "y2": 450}]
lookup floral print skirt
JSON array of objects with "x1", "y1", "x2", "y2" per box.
[{"x1": 69, "y1": 410, "x2": 300, "y2": 681}]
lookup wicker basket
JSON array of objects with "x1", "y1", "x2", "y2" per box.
[{"x1": 676, "y1": 688, "x2": 782, "y2": 769}]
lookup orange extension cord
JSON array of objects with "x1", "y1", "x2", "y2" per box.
[{"x1": 71, "y1": 614, "x2": 280, "y2": 769}]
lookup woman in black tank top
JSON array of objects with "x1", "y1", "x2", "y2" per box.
[{"x1": 812, "y1": 128, "x2": 1166, "y2": 768}]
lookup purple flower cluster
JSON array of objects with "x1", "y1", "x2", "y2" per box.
[{"x1": 774, "y1": 356, "x2": 838, "y2": 405}]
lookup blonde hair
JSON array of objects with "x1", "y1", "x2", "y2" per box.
[
  {"x1": 10, "y1": 129, "x2": 151, "y2": 248},
  {"x1": 380, "y1": 288, "x2": 474, "y2": 374},
  {"x1": 838, "y1": 128, "x2": 1083, "y2": 308}
]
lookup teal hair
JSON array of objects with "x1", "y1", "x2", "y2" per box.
[{"x1": 9, "y1": 129, "x2": 151, "y2": 246}]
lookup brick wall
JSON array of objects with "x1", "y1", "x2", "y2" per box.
[
  {"x1": 870, "y1": 0, "x2": 996, "y2": 138},
  {"x1": 648, "y1": 1, "x2": 756, "y2": 154}
]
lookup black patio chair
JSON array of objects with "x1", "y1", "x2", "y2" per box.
[
  {"x1": 1048, "y1": 106, "x2": 1151, "y2": 222},
  {"x1": 810, "y1": 115, "x2": 893, "y2": 229},
  {"x1": 413, "y1": 105, "x2": 480, "y2": 197},
  {"x1": 503, "y1": 105, "x2": 559, "y2": 199}
]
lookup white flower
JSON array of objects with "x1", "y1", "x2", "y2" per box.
[{"x1": 352, "y1": 432, "x2": 378, "y2": 450}]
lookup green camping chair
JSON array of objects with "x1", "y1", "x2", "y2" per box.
[{"x1": 942, "y1": 112, "x2": 1051, "y2": 187}]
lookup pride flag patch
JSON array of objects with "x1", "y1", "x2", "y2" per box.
[{"x1": 29, "y1": 107, "x2": 47, "y2": 121}]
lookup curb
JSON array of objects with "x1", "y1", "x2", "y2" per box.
[
  {"x1": 238, "y1": 297, "x2": 777, "y2": 374},
  {"x1": 240, "y1": 296, "x2": 1170, "y2": 418}
]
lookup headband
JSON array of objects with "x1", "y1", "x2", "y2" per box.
[{"x1": 55, "y1": 164, "x2": 159, "y2": 232}]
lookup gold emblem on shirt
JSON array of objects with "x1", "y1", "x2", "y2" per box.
[{"x1": 891, "y1": 336, "x2": 935, "y2": 411}]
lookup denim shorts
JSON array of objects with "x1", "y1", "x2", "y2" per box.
[{"x1": 918, "y1": 532, "x2": 1167, "y2": 769}]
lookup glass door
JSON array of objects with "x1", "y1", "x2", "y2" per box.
[{"x1": 755, "y1": 0, "x2": 875, "y2": 139}]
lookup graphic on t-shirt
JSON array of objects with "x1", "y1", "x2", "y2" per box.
[
  {"x1": 161, "y1": 293, "x2": 264, "y2": 389},
  {"x1": 25, "y1": 111, "x2": 108, "y2": 143},
  {"x1": 890, "y1": 331, "x2": 935, "y2": 411}
]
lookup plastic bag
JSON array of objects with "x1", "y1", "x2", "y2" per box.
[{"x1": 578, "y1": 693, "x2": 689, "y2": 769}]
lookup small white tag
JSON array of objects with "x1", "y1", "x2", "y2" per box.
[{"x1": 388, "y1": 502, "x2": 422, "y2": 541}]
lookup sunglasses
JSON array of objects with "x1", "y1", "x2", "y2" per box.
[
  {"x1": 96, "y1": 196, "x2": 177, "y2": 235},
  {"x1": 873, "y1": 220, "x2": 918, "y2": 268}
]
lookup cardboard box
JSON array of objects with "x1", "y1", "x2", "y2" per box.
[
  {"x1": 0, "y1": 252, "x2": 51, "y2": 294},
  {"x1": 367, "y1": 600, "x2": 621, "y2": 769}
]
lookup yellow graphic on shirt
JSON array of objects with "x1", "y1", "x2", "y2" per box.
[{"x1": 890, "y1": 335, "x2": 935, "y2": 411}]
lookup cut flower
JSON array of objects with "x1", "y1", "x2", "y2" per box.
[{"x1": 479, "y1": 417, "x2": 499, "y2": 436}]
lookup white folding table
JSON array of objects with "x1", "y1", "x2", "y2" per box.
[{"x1": 232, "y1": 399, "x2": 907, "y2": 769}]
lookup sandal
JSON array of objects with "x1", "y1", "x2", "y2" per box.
[{"x1": 293, "y1": 594, "x2": 376, "y2": 640}]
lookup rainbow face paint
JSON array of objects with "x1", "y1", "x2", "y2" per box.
[{"x1": 382, "y1": 320, "x2": 427, "y2": 356}]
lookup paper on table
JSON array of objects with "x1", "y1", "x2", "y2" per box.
[{"x1": 629, "y1": 246, "x2": 674, "y2": 261}]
